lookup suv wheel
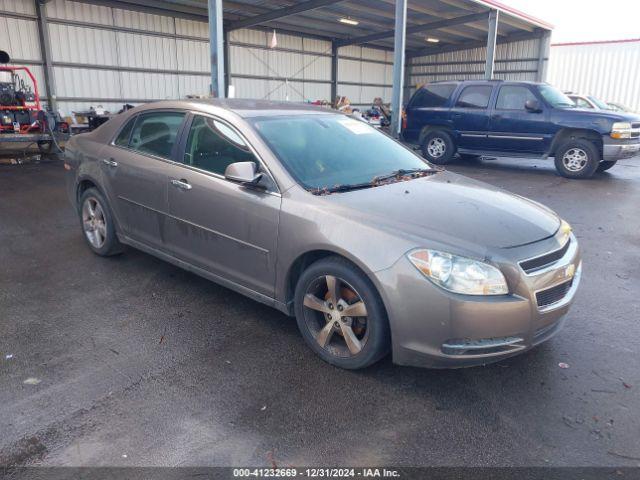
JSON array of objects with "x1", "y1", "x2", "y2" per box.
[
  {"x1": 421, "y1": 130, "x2": 455, "y2": 165},
  {"x1": 294, "y1": 256, "x2": 390, "y2": 370},
  {"x1": 554, "y1": 139, "x2": 600, "y2": 179},
  {"x1": 78, "y1": 188, "x2": 123, "y2": 256},
  {"x1": 597, "y1": 160, "x2": 617, "y2": 172}
]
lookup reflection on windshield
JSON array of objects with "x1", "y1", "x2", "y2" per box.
[
  {"x1": 539, "y1": 85, "x2": 576, "y2": 108},
  {"x1": 251, "y1": 114, "x2": 433, "y2": 192},
  {"x1": 588, "y1": 96, "x2": 612, "y2": 110}
]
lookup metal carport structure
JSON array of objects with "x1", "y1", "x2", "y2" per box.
[{"x1": 2, "y1": 0, "x2": 552, "y2": 136}]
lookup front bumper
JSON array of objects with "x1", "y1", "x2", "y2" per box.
[
  {"x1": 602, "y1": 137, "x2": 640, "y2": 160},
  {"x1": 375, "y1": 232, "x2": 582, "y2": 368}
]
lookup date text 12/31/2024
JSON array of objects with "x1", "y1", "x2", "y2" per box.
[{"x1": 233, "y1": 468, "x2": 401, "y2": 478}]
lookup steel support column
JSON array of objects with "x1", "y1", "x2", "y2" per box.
[
  {"x1": 536, "y1": 30, "x2": 552, "y2": 82},
  {"x1": 390, "y1": 0, "x2": 407, "y2": 138},
  {"x1": 223, "y1": 30, "x2": 231, "y2": 96},
  {"x1": 208, "y1": 0, "x2": 225, "y2": 98},
  {"x1": 484, "y1": 10, "x2": 499, "y2": 80},
  {"x1": 34, "y1": 0, "x2": 56, "y2": 110},
  {"x1": 331, "y1": 41, "x2": 338, "y2": 102}
]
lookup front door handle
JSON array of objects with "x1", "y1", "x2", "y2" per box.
[
  {"x1": 101, "y1": 158, "x2": 118, "y2": 167},
  {"x1": 170, "y1": 179, "x2": 192, "y2": 191}
]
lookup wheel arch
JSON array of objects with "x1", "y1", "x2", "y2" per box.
[
  {"x1": 283, "y1": 248, "x2": 390, "y2": 320},
  {"x1": 549, "y1": 128, "x2": 603, "y2": 157},
  {"x1": 418, "y1": 125, "x2": 455, "y2": 145}
]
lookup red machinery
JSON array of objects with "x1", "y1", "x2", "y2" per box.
[{"x1": 0, "y1": 50, "x2": 68, "y2": 152}]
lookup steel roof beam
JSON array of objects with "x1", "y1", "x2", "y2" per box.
[
  {"x1": 406, "y1": 28, "x2": 545, "y2": 59},
  {"x1": 335, "y1": 11, "x2": 487, "y2": 47},
  {"x1": 226, "y1": 0, "x2": 346, "y2": 31}
]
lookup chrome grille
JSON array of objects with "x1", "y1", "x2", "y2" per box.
[
  {"x1": 631, "y1": 123, "x2": 640, "y2": 139},
  {"x1": 536, "y1": 279, "x2": 574, "y2": 308},
  {"x1": 520, "y1": 239, "x2": 571, "y2": 274}
]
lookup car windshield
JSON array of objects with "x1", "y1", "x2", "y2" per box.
[
  {"x1": 250, "y1": 114, "x2": 432, "y2": 191},
  {"x1": 539, "y1": 85, "x2": 576, "y2": 108},
  {"x1": 588, "y1": 96, "x2": 612, "y2": 110}
]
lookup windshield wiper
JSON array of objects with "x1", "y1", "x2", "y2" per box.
[
  {"x1": 312, "y1": 168, "x2": 439, "y2": 196},
  {"x1": 372, "y1": 168, "x2": 437, "y2": 184},
  {"x1": 311, "y1": 182, "x2": 377, "y2": 195}
]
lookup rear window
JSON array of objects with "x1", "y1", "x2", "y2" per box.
[
  {"x1": 455, "y1": 85, "x2": 493, "y2": 109},
  {"x1": 410, "y1": 84, "x2": 456, "y2": 108}
]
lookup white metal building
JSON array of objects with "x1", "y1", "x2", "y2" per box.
[
  {"x1": 547, "y1": 39, "x2": 640, "y2": 112},
  {"x1": 0, "y1": 0, "x2": 551, "y2": 126}
]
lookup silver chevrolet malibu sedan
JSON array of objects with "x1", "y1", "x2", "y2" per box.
[{"x1": 64, "y1": 99, "x2": 582, "y2": 370}]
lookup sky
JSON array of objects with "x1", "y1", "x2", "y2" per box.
[{"x1": 503, "y1": 0, "x2": 640, "y2": 43}]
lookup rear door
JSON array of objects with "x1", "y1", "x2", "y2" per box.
[
  {"x1": 451, "y1": 84, "x2": 494, "y2": 150},
  {"x1": 488, "y1": 84, "x2": 553, "y2": 154},
  {"x1": 404, "y1": 83, "x2": 457, "y2": 143},
  {"x1": 164, "y1": 113, "x2": 281, "y2": 297},
  {"x1": 102, "y1": 111, "x2": 186, "y2": 249}
]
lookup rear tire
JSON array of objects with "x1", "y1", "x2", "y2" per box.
[
  {"x1": 78, "y1": 188, "x2": 123, "y2": 256},
  {"x1": 294, "y1": 256, "x2": 390, "y2": 370},
  {"x1": 597, "y1": 160, "x2": 617, "y2": 172},
  {"x1": 554, "y1": 139, "x2": 600, "y2": 179},
  {"x1": 421, "y1": 130, "x2": 456, "y2": 165}
]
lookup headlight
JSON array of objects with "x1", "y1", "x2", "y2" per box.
[
  {"x1": 611, "y1": 122, "x2": 632, "y2": 139},
  {"x1": 407, "y1": 249, "x2": 508, "y2": 296}
]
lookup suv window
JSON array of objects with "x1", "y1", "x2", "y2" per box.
[
  {"x1": 496, "y1": 86, "x2": 537, "y2": 110},
  {"x1": 114, "y1": 116, "x2": 136, "y2": 147},
  {"x1": 455, "y1": 85, "x2": 493, "y2": 109},
  {"x1": 184, "y1": 115, "x2": 256, "y2": 176},
  {"x1": 129, "y1": 112, "x2": 185, "y2": 159},
  {"x1": 574, "y1": 97, "x2": 593, "y2": 109},
  {"x1": 410, "y1": 84, "x2": 456, "y2": 108}
]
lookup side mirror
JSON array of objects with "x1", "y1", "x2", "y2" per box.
[
  {"x1": 224, "y1": 161, "x2": 263, "y2": 185},
  {"x1": 525, "y1": 99, "x2": 542, "y2": 113}
]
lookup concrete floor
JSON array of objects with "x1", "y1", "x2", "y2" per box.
[{"x1": 0, "y1": 156, "x2": 639, "y2": 468}]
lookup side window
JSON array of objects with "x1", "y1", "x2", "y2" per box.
[
  {"x1": 496, "y1": 86, "x2": 538, "y2": 110},
  {"x1": 114, "y1": 116, "x2": 136, "y2": 147},
  {"x1": 410, "y1": 84, "x2": 457, "y2": 108},
  {"x1": 574, "y1": 97, "x2": 593, "y2": 109},
  {"x1": 129, "y1": 112, "x2": 185, "y2": 159},
  {"x1": 455, "y1": 85, "x2": 493, "y2": 109},
  {"x1": 184, "y1": 115, "x2": 256, "y2": 176}
]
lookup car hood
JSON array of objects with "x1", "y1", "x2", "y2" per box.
[
  {"x1": 324, "y1": 171, "x2": 560, "y2": 250},
  {"x1": 560, "y1": 108, "x2": 640, "y2": 123}
]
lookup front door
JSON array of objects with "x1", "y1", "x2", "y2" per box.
[
  {"x1": 451, "y1": 84, "x2": 494, "y2": 150},
  {"x1": 165, "y1": 114, "x2": 281, "y2": 297},
  {"x1": 488, "y1": 84, "x2": 552, "y2": 154},
  {"x1": 102, "y1": 111, "x2": 186, "y2": 249}
]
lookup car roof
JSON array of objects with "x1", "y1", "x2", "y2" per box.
[
  {"x1": 423, "y1": 80, "x2": 544, "y2": 87},
  {"x1": 135, "y1": 98, "x2": 332, "y2": 119}
]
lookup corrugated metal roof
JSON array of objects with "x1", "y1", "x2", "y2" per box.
[{"x1": 85, "y1": 0, "x2": 550, "y2": 54}]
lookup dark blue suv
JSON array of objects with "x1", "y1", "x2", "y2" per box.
[{"x1": 403, "y1": 80, "x2": 640, "y2": 178}]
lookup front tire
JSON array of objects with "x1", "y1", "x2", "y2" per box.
[
  {"x1": 597, "y1": 160, "x2": 617, "y2": 172},
  {"x1": 554, "y1": 139, "x2": 600, "y2": 179},
  {"x1": 78, "y1": 188, "x2": 123, "y2": 256},
  {"x1": 421, "y1": 130, "x2": 456, "y2": 165},
  {"x1": 294, "y1": 256, "x2": 390, "y2": 370}
]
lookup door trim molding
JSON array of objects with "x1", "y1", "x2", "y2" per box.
[{"x1": 118, "y1": 195, "x2": 270, "y2": 254}]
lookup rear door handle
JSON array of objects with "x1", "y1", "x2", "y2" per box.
[
  {"x1": 170, "y1": 179, "x2": 192, "y2": 191},
  {"x1": 101, "y1": 158, "x2": 118, "y2": 167}
]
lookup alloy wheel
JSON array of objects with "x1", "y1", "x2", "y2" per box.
[
  {"x1": 562, "y1": 148, "x2": 588, "y2": 172},
  {"x1": 427, "y1": 138, "x2": 446, "y2": 158},
  {"x1": 302, "y1": 275, "x2": 369, "y2": 357},
  {"x1": 82, "y1": 197, "x2": 107, "y2": 249}
]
